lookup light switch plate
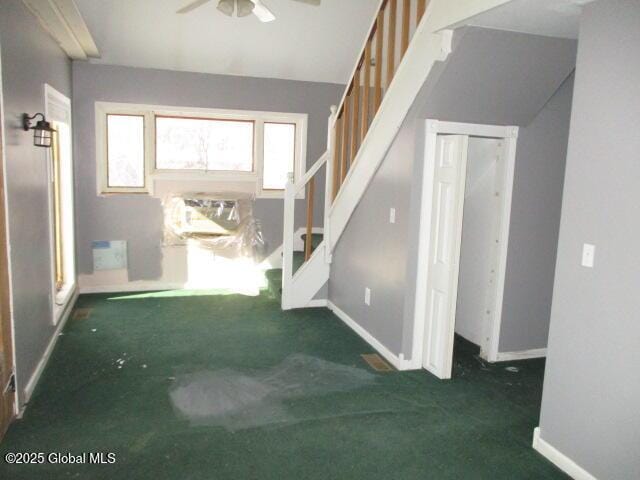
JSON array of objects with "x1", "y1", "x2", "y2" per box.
[
  {"x1": 364, "y1": 288, "x2": 371, "y2": 306},
  {"x1": 582, "y1": 243, "x2": 595, "y2": 268},
  {"x1": 389, "y1": 208, "x2": 396, "y2": 224}
]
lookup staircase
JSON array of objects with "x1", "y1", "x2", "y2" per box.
[
  {"x1": 279, "y1": 0, "x2": 513, "y2": 310},
  {"x1": 265, "y1": 233, "x2": 322, "y2": 301}
]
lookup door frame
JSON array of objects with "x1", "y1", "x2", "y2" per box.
[
  {"x1": 412, "y1": 120, "x2": 519, "y2": 377},
  {"x1": 0, "y1": 41, "x2": 18, "y2": 428},
  {"x1": 44, "y1": 84, "x2": 76, "y2": 324}
]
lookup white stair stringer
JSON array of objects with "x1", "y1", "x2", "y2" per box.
[
  {"x1": 328, "y1": 0, "x2": 513, "y2": 253},
  {"x1": 281, "y1": 241, "x2": 329, "y2": 310}
]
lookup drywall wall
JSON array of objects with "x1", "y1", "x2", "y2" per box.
[
  {"x1": 72, "y1": 63, "x2": 342, "y2": 285},
  {"x1": 538, "y1": 1, "x2": 640, "y2": 478},
  {"x1": 498, "y1": 75, "x2": 573, "y2": 353},
  {"x1": 455, "y1": 137, "x2": 501, "y2": 346},
  {"x1": 330, "y1": 27, "x2": 575, "y2": 359},
  {"x1": 417, "y1": 27, "x2": 576, "y2": 126},
  {"x1": 0, "y1": 0, "x2": 72, "y2": 405}
]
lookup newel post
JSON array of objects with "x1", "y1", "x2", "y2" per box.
[
  {"x1": 324, "y1": 105, "x2": 338, "y2": 263},
  {"x1": 281, "y1": 171, "x2": 296, "y2": 310}
]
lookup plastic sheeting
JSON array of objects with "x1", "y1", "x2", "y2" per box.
[
  {"x1": 163, "y1": 193, "x2": 265, "y2": 261},
  {"x1": 168, "y1": 354, "x2": 377, "y2": 431}
]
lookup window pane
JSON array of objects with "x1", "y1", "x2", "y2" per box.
[
  {"x1": 263, "y1": 123, "x2": 296, "y2": 190},
  {"x1": 155, "y1": 117, "x2": 254, "y2": 172},
  {"x1": 107, "y1": 115, "x2": 145, "y2": 188}
]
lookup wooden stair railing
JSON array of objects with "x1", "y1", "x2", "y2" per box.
[{"x1": 331, "y1": 0, "x2": 430, "y2": 203}]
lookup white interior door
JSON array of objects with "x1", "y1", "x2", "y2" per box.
[{"x1": 422, "y1": 134, "x2": 469, "y2": 379}]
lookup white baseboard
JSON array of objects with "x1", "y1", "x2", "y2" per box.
[
  {"x1": 327, "y1": 300, "x2": 414, "y2": 371},
  {"x1": 533, "y1": 427, "x2": 598, "y2": 480},
  {"x1": 306, "y1": 299, "x2": 327, "y2": 308},
  {"x1": 495, "y1": 348, "x2": 547, "y2": 362},
  {"x1": 79, "y1": 282, "x2": 184, "y2": 294},
  {"x1": 20, "y1": 288, "x2": 79, "y2": 414}
]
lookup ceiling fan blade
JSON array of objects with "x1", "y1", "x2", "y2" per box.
[
  {"x1": 177, "y1": 0, "x2": 212, "y2": 14},
  {"x1": 236, "y1": 0, "x2": 255, "y2": 17},
  {"x1": 250, "y1": 0, "x2": 276, "y2": 22},
  {"x1": 217, "y1": 0, "x2": 235, "y2": 16},
  {"x1": 291, "y1": 0, "x2": 321, "y2": 5}
]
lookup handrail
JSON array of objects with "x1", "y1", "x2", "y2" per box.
[
  {"x1": 332, "y1": 0, "x2": 387, "y2": 130},
  {"x1": 294, "y1": 150, "x2": 328, "y2": 193}
]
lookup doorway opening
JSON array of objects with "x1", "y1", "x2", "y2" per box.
[{"x1": 413, "y1": 121, "x2": 518, "y2": 379}]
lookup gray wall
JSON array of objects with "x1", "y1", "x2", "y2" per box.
[
  {"x1": 72, "y1": 63, "x2": 342, "y2": 280},
  {"x1": 539, "y1": 1, "x2": 640, "y2": 478},
  {"x1": 498, "y1": 76, "x2": 573, "y2": 353},
  {"x1": 0, "y1": 0, "x2": 72, "y2": 404},
  {"x1": 330, "y1": 27, "x2": 575, "y2": 358}
]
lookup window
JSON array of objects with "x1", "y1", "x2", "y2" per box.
[
  {"x1": 263, "y1": 123, "x2": 296, "y2": 190},
  {"x1": 106, "y1": 114, "x2": 145, "y2": 190},
  {"x1": 96, "y1": 102, "x2": 307, "y2": 197},
  {"x1": 156, "y1": 116, "x2": 254, "y2": 172}
]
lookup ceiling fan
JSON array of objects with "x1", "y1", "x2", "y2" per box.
[{"x1": 177, "y1": 0, "x2": 321, "y2": 23}]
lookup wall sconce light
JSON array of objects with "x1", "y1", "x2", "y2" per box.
[{"x1": 22, "y1": 113, "x2": 55, "y2": 148}]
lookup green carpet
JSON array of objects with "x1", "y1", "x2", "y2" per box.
[{"x1": 0, "y1": 289, "x2": 566, "y2": 479}]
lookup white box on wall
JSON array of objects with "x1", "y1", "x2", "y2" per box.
[{"x1": 92, "y1": 240, "x2": 128, "y2": 271}]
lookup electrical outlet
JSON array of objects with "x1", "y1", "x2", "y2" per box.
[
  {"x1": 582, "y1": 243, "x2": 595, "y2": 268},
  {"x1": 364, "y1": 288, "x2": 371, "y2": 306},
  {"x1": 389, "y1": 208, "x2": 396, "y2": 224}
]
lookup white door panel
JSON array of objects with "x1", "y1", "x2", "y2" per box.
[{"x1": 423, "y1": 135, "x2": 468, "y2": 379}]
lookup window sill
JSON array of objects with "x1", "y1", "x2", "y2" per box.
[{"x1": 151, "y1": 171, "x2": 258, "y2": 182}]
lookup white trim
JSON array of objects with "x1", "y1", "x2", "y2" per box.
[
  {"x1": 79, "y1": 281, "x2": 184, "y2": 295},
  {"x1": 495, "y1": 348, "x2": 546, "y2": 362},
  {"x1": 328, "y1": 301, "x2": 414, "y2": 371},
  {"x1": 21, "y1": 0, "x2": 99, "y2": 60},
  {"x1": 485, "y1": 128, "x2": 518, "y2": 362},
  {"x1": 44, "y1": 84, "x2": 76, "y2": 325},
  {"x1": 412, "y1": 120, "x2": 519, "y2": 376},
  {"x1": 532, "y1": 428, "x2": 599, "y2": 480},
  {"x1": 94, "y1": 101, "x2": 308, "y2": 198},
  {"x1": 0, "y1": 40, "x2": 19, "y2": 415},
  {"x1": 20, "y1": 288, "x2": 78, "y2": 412}
]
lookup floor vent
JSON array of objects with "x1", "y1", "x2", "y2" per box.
[
  {"x1": 72, "y1": 308, "x2": 92, "y2": 321},
  {"x1": 361, "y1": 354, "x2": 393, "y2": 372}
]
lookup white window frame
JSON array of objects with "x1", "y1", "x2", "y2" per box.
[{"x1": 95, "y1": 102, "x2": 308, "y2": 198}]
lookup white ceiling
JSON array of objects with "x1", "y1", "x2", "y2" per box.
[
  {"x1": 74, "y1": 0, "x2": 379, "y2": 84},
  {"x1": 465, "y1": 0, "x2": 595, "y2": 39}
]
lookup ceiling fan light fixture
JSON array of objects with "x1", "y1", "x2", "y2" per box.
[
  {"x1": 236, "y1": 0, "x2": 255, "y2": 17},
  {"x1": 217, "y1": 0, "x2": 234, "y2": 16}
]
